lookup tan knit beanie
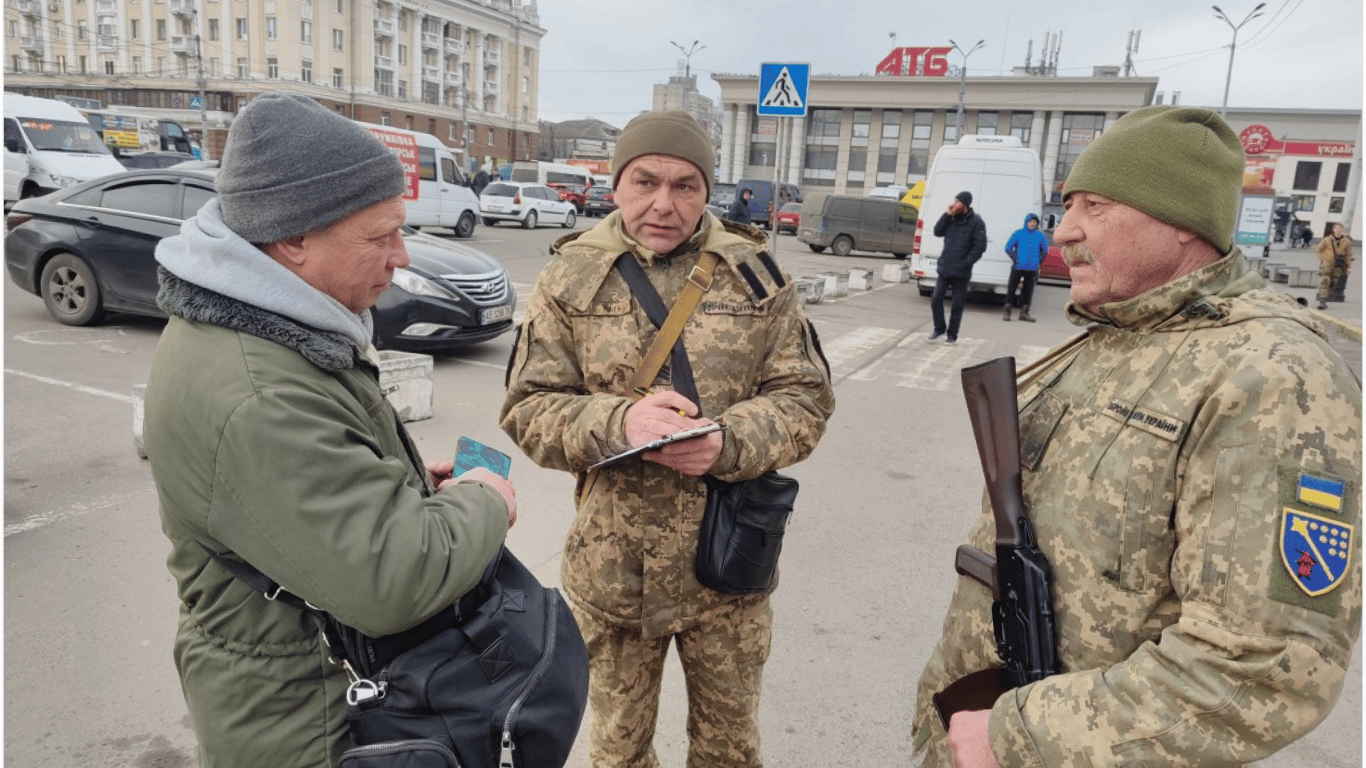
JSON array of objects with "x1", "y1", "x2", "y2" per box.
[{"x1": 611, "y1": 110, "x2": 714, "y2": 194}]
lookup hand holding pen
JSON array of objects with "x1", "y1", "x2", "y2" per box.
[{"x1": 623, "y1": 389, "x2": 723, "y2": 477}]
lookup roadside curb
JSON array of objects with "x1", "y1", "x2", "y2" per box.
[{"x1": 1313, "y1": 310, "x2": 1363, "y2": 342}]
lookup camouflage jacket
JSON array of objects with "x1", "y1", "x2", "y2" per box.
[
  {"x1": 914, "y1": 250, "x2": 1362, "y2": 767},
  {"x1": 500, "y1": 211, "x2": 835, "y2": 638}
]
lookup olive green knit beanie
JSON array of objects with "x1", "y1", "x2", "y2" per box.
[
  {"x1": 611, "y1": 110, "x2": 714, "y2": 195},
  {"x1": 1061, "y1": 106, "x2": 1244, "y2": 254}
]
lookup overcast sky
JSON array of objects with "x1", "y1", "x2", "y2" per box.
[{"x1": 533, "y1": 0, "x2": 1363, "y2": 127}]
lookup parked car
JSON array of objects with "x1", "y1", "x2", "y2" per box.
[
  {"x1": 582, "y1": 185, "x2": 616, "y2": 217},
  {"x1": 479, "y1": 181, "x2": 578, "y2": 229},
  {"x1": 116, "y1": 150, "x2": 199, "y2": 169},
  {"x1": 3, "y1": 169, "x2": 517, "y2": 351},
  {"x1": 547, "y1": 182, "x2": 588, "y2": 212},
  {"x1": 734, "y1": 178, "x2": 802, "y2": 229},
  {"x1": 798, "y1": 194, "x2": 917, "y2": 258},
  {"x1": 776, "y1": 202, "x2": 802, "y2": 234},
  {"x1": 1038, "y1": 229, "x2": 1071, "y2": 283}
]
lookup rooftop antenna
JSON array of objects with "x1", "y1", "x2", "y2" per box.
[{"x1": 1123, "y1": 30, "x2": 1141, "y2": 76}]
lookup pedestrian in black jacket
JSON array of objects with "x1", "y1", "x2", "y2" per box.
[
  {"x1": 928, "y1": 190, "x2": 987, "y2": 343},
  {"x1": 726, "y1": 188, "x2": 754, "y2": 225}
]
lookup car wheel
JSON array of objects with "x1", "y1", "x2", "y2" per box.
[
  {"x1": 831, "y1": 235, "x2": 854, "y2": 256},
  {"x1": 482, "y1": 217, "x2": 498, "y2": 227},
  {"x1": 919, "y1": 285, "x2": 934, "y2": 297},
  {"x1": 893, "y1": 253, "x2": 907, "y2": 260},
  {"x1": 808, "y1": 244, "x2": 826, "y2": 253},
  {"x1": 522, "y1": 210, "x2": 538, "y2": 230},
  {"x1": 40, "y1": 252, "x2": 105, "y2": 326},
  {"x1": 454, "y1": 211, "x2": 477, "y2": 238},
  {"x1": 562, "y1": 209, "x2": 577, "y2": 228}
]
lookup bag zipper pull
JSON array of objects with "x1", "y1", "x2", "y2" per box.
[
  {"x1": 499, "y1": 733, "x2": 515, "y2": 768},
  {"x1": 341, "y1": 658, "x2": 387, "y2": 705}
]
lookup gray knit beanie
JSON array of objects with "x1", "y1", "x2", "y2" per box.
[
  {"x1": 216, "y1": 92, "x2": 406, "y2": 242},
  {"x1": 1062, "y1": 106, "x2": 1243, "y2": 253},
  {"x1": 611, "y1": 110, "x2": 714, "y2": 195}
]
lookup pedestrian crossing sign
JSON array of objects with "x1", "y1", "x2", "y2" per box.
[{"x1": 758, "y1": 63, "x2": 810, "y2": 117}]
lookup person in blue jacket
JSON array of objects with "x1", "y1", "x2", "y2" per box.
[{"x1": 1003, "y1": 212, "x2": 1047, "y2": 322}]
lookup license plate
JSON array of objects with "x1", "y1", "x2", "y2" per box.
[
  {"x1": 480, "y1": 305, "x2": 513, "y2": 324},
  {"x1": 484, "y1": 203, "x2": 505, "y2": 212}
]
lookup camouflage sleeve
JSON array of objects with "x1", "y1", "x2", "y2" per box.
[
  {"x1": 988, "y1": 335, "x2": 1362, "y2": 766},
  {"x1": 498, "y1": 274, "x2": 635, "y2": 473},
  {"x1": 707, "y1": 282, "x2": 835, "y2": 482}
]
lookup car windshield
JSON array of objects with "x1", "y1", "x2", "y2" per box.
[
  {"x1": 18, "y1": 117, "x2": 110, "y2": 154},
  {"x1": 781, "y1": 203, "x2": 801, "y2": 212}
]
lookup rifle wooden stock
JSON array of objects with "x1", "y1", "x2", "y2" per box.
[{"x1": 934, "y1": 357, "x2": 1060, "y2": 730}]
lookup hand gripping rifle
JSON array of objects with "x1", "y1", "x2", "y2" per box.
[{"x1": 932, "y1": 356, "x2": 1059, "y2": 729}]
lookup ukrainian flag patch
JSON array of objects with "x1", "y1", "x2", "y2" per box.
[{"x1": 1298, "y1": 472, "x2": 1345, "y2": 511}]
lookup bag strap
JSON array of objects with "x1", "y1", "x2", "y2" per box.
[{"x1": 615, "y1": 251, "x2": 719, "y2": 401}]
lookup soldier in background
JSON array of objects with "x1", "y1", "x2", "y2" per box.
[
  {"x1": 913, "y1": 106, "x2": 1361, "y2": 767},
  {"x1": 1315, "y1": 222, "x2": 1352, "y2": 309},
  {"x1": 500, "y1": 110, "x2": 834, "y2": 766}
]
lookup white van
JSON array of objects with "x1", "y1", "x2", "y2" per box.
[
  {"x1": 909, "y1": 135, "x2": 1044, "y2": 297},
  {"x1": 362, "y1": 122, "x2": 480, "y2": 238},
  {"x1": 4, "y1": 93, "x2": 126, "y2": 207}
]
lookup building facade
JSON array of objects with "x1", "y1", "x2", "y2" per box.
[
  {"x1": 4, "y1": 0, "x2": 544, "y2": 169},
  {"x1": 712, "y1": 62, "x2": 1361, "y2": 239}
]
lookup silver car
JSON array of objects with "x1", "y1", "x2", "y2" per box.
[{"x1": 479, "y1": 181, "x2": 578, "y2": 229}]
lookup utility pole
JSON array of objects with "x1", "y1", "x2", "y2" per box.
[
  {"x1": 1213, "y1": 3, "x2": 1266, "y2": 117},
  {"x1": 948, "y1": 39, "x2": 985, "y2": 139},
  {"x1": 669, "y1": 39, "x2": 705, "y2": 81},
  {"x1": 193, "y1": 4, "x2": 208, "y2": 160}
]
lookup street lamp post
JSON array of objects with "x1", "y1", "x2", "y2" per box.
[
  {"x1": 669, "y1": 39, "x2": 706, "y2": 81},
  {"x1": 1212, "y1": 3, "x2": 1266, "y2": 117},
  {"x1": 948, "y1": 39, "x2": 985, "y2": 139}
]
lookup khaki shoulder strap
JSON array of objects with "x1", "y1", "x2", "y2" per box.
[{"x1": 626, "y1": 251, "x2": 720, "y2": 395}]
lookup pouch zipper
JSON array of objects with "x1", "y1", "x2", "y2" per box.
[
  {"x1": 342, "y1": 738, "x2": 463, "y2": 768},
  {"x1": 498, "y1": 591, "x2": 561, "y2": 768}
]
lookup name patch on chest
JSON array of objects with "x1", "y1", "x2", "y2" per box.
[
  {"x1": 702, "y1": 300, "x2": 763, "y2": 315},
  {"x1": 1101, "y1": 400, "x2": 1184, "y2": 441}
]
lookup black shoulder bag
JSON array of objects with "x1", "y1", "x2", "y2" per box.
[
  {"x1": 614, "y1": 252, "x2": 798, "y2": 596},
  {"x1": 204, "y1": 544, "x2": 588, "y2": 768}
]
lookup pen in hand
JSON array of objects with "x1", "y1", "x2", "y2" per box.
[{"x1": 634, "y1": 387, "x2": 689, "y2": 417}]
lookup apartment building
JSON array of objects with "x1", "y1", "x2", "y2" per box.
[{"x1": 3, "y1": 0, "x2": 544, "y2": 168}]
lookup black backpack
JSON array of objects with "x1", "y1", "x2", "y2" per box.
[{"x1": 207, "y1": 546, "x2": 589, "y2": 768}]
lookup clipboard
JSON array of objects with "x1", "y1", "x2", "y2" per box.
[{"x1": 587, "y1": 423, "x2": 725, "y2": 472}]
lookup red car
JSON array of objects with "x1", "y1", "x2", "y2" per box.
[
  {"x1": 776, "y1": 202, "x2": 802, "y2": 234},
  {"x1": 1037, "y1": 231, "x2": 1071, "y2": 282},
  {"x1": 547, "y1": 183, "x2": 588, "y2": 212}
]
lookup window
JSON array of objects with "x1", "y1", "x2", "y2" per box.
[
  {"x1": 183, "y1": 185, "x2": 216, "y2": 218},
  {"x1": 333, "y1": 67, "x2": 343, "y2": 88},
  {"x1": 847, "y1": 148, "x2": 866, "y2": 184},
  {"x1": 398, "y1": 44, "x2": 407, "y2": 64},
  {"x1": 1329, "y1": 197, "x2": 1344, "y2": 213},
  {"x1": 976, "y1": 111, "x2": 998, "y2": 135},
  {"x1": 333, "y1": 29, "x2": 343, "y2": 51},
  {"x1": 237, "y1": 57, "x2": 249, "y2": 78},
  {"x1": 129, "y1": 19, "x2": 139, "y2": 39},
  {"x1": 334, "y1": 0, "x2": 343, "y2": 11},
  {"x1": 851, "y1": 109, "x2": 871, "y2": 145},
  {"x1": 487, "y1": 127, "x2": 495, "y2": 144},
  {"x1": 267, "y1": 57, "x2": 278, "y2": 78},
  {"x1": 1292, "y1": 194, "x2": 1315, "y2": 212},
  {"x1": 156, "y1": 18, "x2": 166, "y2": 40},
  {"x1": 418, "y1": 146, "x2": 437, "y2": 181},
  {"x1": 906, "y1": 110, "x2": 933, "y2": 177},
  {"x1": 266, "y1": 17, "x2": 276, "y2": 39},
  {"x1": 104, "y1": 60, "x2": 115, "y2": 75},
  {"x1": 208, "y1": 18, "x2": 219, "y2": 40},
  {"x1": 301, "y1": 60, "x2": 312, "y2": 83},
  {"x1": 522, "y1": 75, "x2": 528, "y2": 95},
  {"x1": 1293, "y1": 161, "x2": 1322, "y2": 191},
  {"x1": 78, "y1": 20, "x2": 89, "y2": 40},
  {"x1": 236, "y1": 18, "x2": 247, "y2": 39},
  {"x1": 1011, "y1": 112, "x2": 1033, "y2": 144},
  {"x1": 1334, "y1": 163, "x2": 1350, "y2": 193},
  {"x1": 807, "y1": 108, "x2": 841, "y2": 138},
  {"x1": 1052, "y1": 113, "x2": 1104, "y2": 201},
  {"x1": 132, "y1": 55, "x2": 141, "y2": 73},
  {"x1": 208, "y1": 57, "x2": 218, "y2": 76},
  {"x1": 943, "y1": 121, "x2": 959, "y2": 144},
  {"x1": 398, "y1": 79, "x2": 407, "y2": 98},
  {"x1": 881, "y1": 110, "x2": 901, "y2": 140},
  {"x1": 102, "y1": 181, "x2": 179, "y2": 218},
  {"x1": 301, "y1": 20, "x2": 311, "y2": 44}
]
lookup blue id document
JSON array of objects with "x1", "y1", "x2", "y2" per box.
[{"x1": 454, "y1": 436, "x2": 512, "y2": 478}]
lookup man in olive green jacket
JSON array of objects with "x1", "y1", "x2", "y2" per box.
[
  {"x1": 144, "y1": 92, "x2": 513, "y2": 767},
  {"x1": 915, "y1": 107, "x2": 1361, "y2": 767}
]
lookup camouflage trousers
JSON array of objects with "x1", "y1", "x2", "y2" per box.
[
  {"x1": 1317, "y1": 263, "x2": 1348, "y2": 303},
  {"x1": 570, "y1": 595, "x2": 773, "y2": 768}
]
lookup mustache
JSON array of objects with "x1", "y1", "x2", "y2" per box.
[{"x1": 1062, "y1": 244, "x2": 1095, "y2": 267}]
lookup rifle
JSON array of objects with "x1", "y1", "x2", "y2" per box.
[{"x1": 932, "y1": 356, "x2": 1059, "y2": 729}]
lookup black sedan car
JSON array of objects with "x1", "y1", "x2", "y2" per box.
[
  {"x1": 4, "y1": 169, "x2": 516, "y2": 351},
  {"x1": 582, "y1": 185, "x2": 616, "y2": 218}
]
